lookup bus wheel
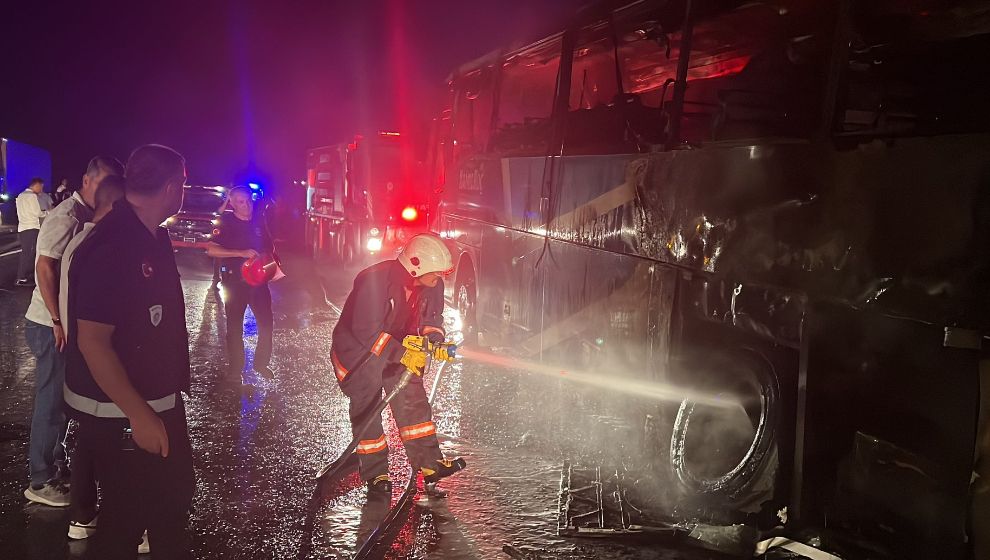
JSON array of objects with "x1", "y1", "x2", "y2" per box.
[
  {"x1": 455, "y1": 272, "x2": 478, "y2": 347},
  {"x1": 668, "y1": 347, "x2": 779, "y2": 511}
]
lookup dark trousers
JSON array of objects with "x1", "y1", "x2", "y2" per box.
[
  {"x1": 224, "y1": 281, "x2": 273, "y2": 374},
  {"x1": 69, "y1": 426, "x2": 98, "y2": 523},
  {"x1": 82, "y1": 401, "x2": 195, "y2": 560},
  {"x1": 338, "y1": 357, "x2": 442, "y2": 481},
  {"x1": 18, "y1": 228, "x2": 39, "y2": 281}
]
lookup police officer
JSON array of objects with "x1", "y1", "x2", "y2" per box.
[
  {"x1": 206, "y1": 186, "x2": 276, "y2": 382},
  {"x1": 66, "y1": 145, "x2": 194, "y2": 559},
  {"x1": 332, "y1": 233, "x2": 466, "y2": 494}
]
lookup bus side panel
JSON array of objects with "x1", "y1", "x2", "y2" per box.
[
  {"x1": 520, "y1": 239, "x2": 666, "y2": 376},
  {"x1": 804, "y1": 305, "x2": 978, "y2": 560}
]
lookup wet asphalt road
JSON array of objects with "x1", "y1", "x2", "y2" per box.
[{"x1": 0, "y1": 247, "x2": 721, "y2": 560}]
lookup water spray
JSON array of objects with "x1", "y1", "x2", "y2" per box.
[{"x1": 455, "y1": 347, "x2": 740, "y2": 411}]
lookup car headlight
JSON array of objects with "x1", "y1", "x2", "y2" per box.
[{"x1": 366, "y1": 237, "x2": 383, "y2": 252}]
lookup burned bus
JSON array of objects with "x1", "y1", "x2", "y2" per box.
[{"x1": 427, "y1": 0, "x2": 990, "y2": 557}]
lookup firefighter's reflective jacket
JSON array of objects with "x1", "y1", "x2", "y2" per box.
[{"x1": 331, "y1": 259, "x2": 445, "y2": 383}]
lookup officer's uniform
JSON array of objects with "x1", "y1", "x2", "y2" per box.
[
  {"x1": 65, "y1": 200, "x2": 194, "y2": 559},
  {"x1": 213, "y1": 211, "x2": 274, "y2": 375},
  {"x1": 332, "y1": 259, "x2": 447, "y2": 482}
]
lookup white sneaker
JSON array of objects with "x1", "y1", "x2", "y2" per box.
[
  {"x1": 138, "y1": 530, "x2": 150, "y2": 554},
  {"x1": 24, "y1": 483, "x2": 70, "y2": 507},
  {"x1": 68, "y1": 515, "x2": 98, "y2": 539}
]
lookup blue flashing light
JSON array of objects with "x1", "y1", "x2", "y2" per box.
[{"x1": 248, "y1": 182, "x2": 260, "y2": 190}]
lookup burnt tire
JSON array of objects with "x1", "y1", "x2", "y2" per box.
[{"x1": 668, "y1": 347, "x2": 780, "y2": 514}]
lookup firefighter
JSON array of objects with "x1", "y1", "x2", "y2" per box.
[{"x1": 331, "y1": 233, "x2": 465, "y2": 494}]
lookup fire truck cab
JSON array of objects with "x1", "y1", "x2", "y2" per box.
[{"x1": 304, "y1": 132, "x2": 429, "y2": 264}]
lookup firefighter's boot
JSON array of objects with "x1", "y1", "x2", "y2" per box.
[{"x1": 421, "y1": 458, "x2": 466, "y2": 484}]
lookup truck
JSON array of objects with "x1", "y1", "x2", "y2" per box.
[
  {"x1": 428, "y1": 0, "x2": 990, "y2": 558},
  {"x1": 304, "y1": 132, "x2": 430, "y2": 264},
  {"x1": 0, "y1": 137, "x2": 52, "y2": 228}
]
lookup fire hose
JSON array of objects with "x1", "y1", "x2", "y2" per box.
[
  {"x1": 315, "y1": 336, "x2": 457, "y2": 480},
  {"x1": 352, "y1": 357, "x2": 452, "y2": 560}
]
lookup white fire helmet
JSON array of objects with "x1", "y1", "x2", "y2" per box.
[{"x1": 398, "y1": 233, "x2": 453, "y2": 277}]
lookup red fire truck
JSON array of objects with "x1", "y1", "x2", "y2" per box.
[{"x1": 304, "y1": 132, "x2": 430, "y2": 264}]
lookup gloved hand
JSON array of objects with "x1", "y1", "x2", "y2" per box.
[
  {"x1": 430, "y1": 343, "x2": 456, "y2": 362},
  {"x1": 425, "y1": 331, "x2": 445, "y2": 345},
  {"x1": 399, "y1": 347, "x2": 428, "y2": 377}
]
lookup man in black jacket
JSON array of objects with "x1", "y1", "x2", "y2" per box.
[
  {"x1": 206, "y1": 187, "x2": 276, "y2": 382},
  {"x1": 331, "y1": 233, "x2": 466, "y2": 493}
]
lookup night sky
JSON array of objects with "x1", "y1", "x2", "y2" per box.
[{"x1": 1, "y1": 0, "x2": 579, "y2": 192}]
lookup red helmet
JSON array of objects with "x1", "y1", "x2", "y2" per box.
[{"x1": 241, "y1": 254, "x2": 279, "y2": 286}]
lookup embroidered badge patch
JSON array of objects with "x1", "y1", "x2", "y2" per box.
[
  {"x1": 142, "y1": 259, "x2": 154, "y2": 278},
  {"x1": 149, "y1": 305, "x2": 163, "y2": 327}
]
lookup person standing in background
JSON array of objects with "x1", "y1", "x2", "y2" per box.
[
  {"x1": 22, "y1": 157, "x2": 122, "y2": 508},
  {"x1": 53, "y1": 179, "x2": 71, "y2": 206},
  {"x1": 15, "y1": 178, "x2": 47, "y2": 287}
]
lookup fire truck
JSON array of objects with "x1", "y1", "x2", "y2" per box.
[{"x1": 304, "y1": 132, "x2": 430, "y2": 264}]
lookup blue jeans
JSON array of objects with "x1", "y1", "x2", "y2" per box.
[{"x1": 24, "y1": 319, "x2": 68, "y2": 487}]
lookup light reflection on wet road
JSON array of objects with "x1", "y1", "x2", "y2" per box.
[{"x1": 1, "y1": 250, "x2": 716, "y2": 559}]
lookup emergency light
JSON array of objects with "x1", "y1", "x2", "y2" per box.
[{"x1": 401, "y1": 206, "x2": 418, "y2": 221}]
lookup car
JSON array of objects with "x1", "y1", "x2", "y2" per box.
[{"x1": 166, "y1": 185, "x2": 225, "y2": 249}]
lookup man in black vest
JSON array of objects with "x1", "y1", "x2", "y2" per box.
[
  {"x1": 331, "y1": 233, "x2": 466, "y2": 494},
  {"x1": 206, "y1": 186, "x2": 276, "y2": 382},
  {"x1": 66, "y1": 144, "x2": 194, "y2": 559}
]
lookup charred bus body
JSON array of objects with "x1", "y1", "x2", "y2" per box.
[
  {"x1": 429, "y1": 0, "x2": 990, "y2": 557},
  {"x1": 305, "y1": 132, "x2": 430, "y2": 263}
]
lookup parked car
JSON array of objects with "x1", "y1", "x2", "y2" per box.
[{"x1": 166, "y1": 185, "x2": 225, "y2": 249}]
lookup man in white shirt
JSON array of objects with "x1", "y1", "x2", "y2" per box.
[
  {"x1": 22, "y1": 156, "x2": 123, "y2": 508},
  {"x1": 15, "y1": 178, "x2": 47, "y2": 286}
]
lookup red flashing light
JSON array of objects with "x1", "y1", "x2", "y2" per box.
[{"x1": 401, "y1": 206, "x2": 418, "y2": 221}]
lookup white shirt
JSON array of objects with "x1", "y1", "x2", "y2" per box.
[
  {"x1": 58, "y1": 222, "x2": 95, "y2": 340},
  {"x1": 25, "y1": 193, "x2": 94, "y2": 326},
  {"x1": 15, "y1": 190, "x2": 46, "y2": 232},
  {"x1": 38, "y1": 192, "x2": 53, "y2": 212}
]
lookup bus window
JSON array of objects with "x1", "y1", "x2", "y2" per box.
[
  {"x1": 452, "y1": 67, "x2": 497, "y2": 154},
  {"x1": 491, "y1": 36, "x2": 563, "y2": 153},
  {"x1": 677, "y1": 1, "x2": 831, "y2": 144},
  {"x1": 569, "y1": 22, "x2": 620, "y2": 111},
  {"x1": 838, "y1": 1, "x2": 990, "y2": 137},
  {"x1": 564, "y1": 13, "x2": 683, "y2": 153},
  {"x1": 613, "y1": 3, "x2": 685, "y2": 111}
]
